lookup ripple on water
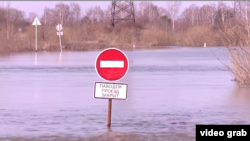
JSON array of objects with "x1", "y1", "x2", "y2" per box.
[
  {"x1": 0, "y1": 49, "x2": 249, "y2": 141},
  {"x1": 0, "y1": 65, "x2": 227, "y2": 73}
]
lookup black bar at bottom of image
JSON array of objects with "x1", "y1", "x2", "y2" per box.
[{"x1": 196, "y1": 125, "x2": 250, "y2": 141}]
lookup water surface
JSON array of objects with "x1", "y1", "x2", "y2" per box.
[{"x1": 0, "y1": 47, "x2": 249, "y2": 141}]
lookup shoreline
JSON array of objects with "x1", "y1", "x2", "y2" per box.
[{"x1": 0, "y1": 41, "x2": 223, "y2": 55}]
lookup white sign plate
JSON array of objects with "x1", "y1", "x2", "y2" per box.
[
  {"x1": 57, "y1": 31, "x2": 63, "y2": 35},
  {"x1": 94, "y1": 82, "x2": 127, "y2": 100},
  {"x1": 56, "y1": 24, "x2": 62, "y2": 31},
  {"x1": 32, "y1": 17, "x2": 41, "y2": 25}
]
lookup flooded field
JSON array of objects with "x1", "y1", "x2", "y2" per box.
[{"x1": 0, "y1": 47, "x2": 250, "y2": 141}]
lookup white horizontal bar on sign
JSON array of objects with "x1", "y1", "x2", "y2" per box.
[
  {"x1": 57, "y1": 31, "x2": 63, "y2": 35},
  {"x1": 100, "y1": 61, "x2": 124, "y2": 68}
]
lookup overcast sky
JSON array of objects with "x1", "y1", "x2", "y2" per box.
[{"x1": 2, "y1": 1, "x2": 233, "y2": 18}]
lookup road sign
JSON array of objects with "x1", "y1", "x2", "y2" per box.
[
  {"x1": 56, "y1": 24, "x2": 62, "y2": 31},
  {"x1": 32, "y1": 17, "x2": 41, "y2": 25},
  {"x1": 57, "y1": 31, "x2": 63, "y2": 36},
  {"x1": 95, "y1": 48, "x2": 129, "y2": 81},
  {"x1": 94, "y1": 48, "x2": 129, "y2": 128},
  {"x1": 94, "y1": 82, "x2": 127, "y2": 100},
  {"x1": 32, "y1": 17, "x2": 41, "y2": 52},
  {"x1": 56, "y1": 24, "x2": 63, "y2": 52}
]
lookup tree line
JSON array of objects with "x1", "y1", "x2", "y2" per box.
[{"x1": 0, "y1": 1, "x2": 249, "y2": 53}]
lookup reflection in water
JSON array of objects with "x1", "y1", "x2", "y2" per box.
[
  {"x1": 35, "y1": 53, "x2": 37, "y2": 65},
  {"x1": 59, "y1": 51, "x2": 62, "y2": 63},
  {"x1": 230, "y1": 86, "x2": 250, "y2": 107},
  {"x1": 0, "y1": 47, "x2": 249, "y2": 141}
]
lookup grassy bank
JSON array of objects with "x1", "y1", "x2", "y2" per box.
[{"x1": 0, "y1": 23, "x2": 220, "y2": 54}]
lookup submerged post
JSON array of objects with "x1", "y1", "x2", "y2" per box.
[
  {"x1": 59, "y1": 32, "x2": 62, "y2": 52},
  {"x1": 32, "y1": 17, "x2": 41, "y2": 52},
  {"x1": 107, "y1": 99, "x2": 112, "y2": 128},
  {"x1": 35, "y1": 22, "x2": 37, "y2": 52},
  {"x1": 93, "y1": 49, "x2": 129, "y2": 129},
  {"x1": 56, "y1": 24, "x2": 63, "y2": 52},
  {"x1": 35, "y1": 52, "x2": 37, "y2": 65}
]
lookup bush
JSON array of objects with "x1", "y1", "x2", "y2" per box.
[{"x1": 181, "y1": 26, "x2": 215, "y2": 47}]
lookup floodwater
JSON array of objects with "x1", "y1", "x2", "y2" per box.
[{"x1": 0, "y1": 47, "x2": 250, "y2": 141}]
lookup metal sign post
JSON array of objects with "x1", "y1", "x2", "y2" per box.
[
  {"x1": 94, "y1": 48, "x2": 129, "y2": 128},
  {"x1": 56, "y1": 24, "x2": 63, "y2": 52},
  {"x1": 57, "y1": 32, "x2": 63, "y2": 52},
  {"x1": 107, "y1": 99, "x2": 112, "y2": 127},
  {"x1": 35, "y1": 52, "x2": 37, "y2": 65},
  {"x1": 32, "y1": 17, "x2": 41, "y2": 52}
]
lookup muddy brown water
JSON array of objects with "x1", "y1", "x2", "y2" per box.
[{"x1": 0, "y1": 47, "x2": 250, "y2": 141}]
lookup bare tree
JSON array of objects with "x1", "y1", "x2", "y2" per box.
[
  {"x1": 148, "y1": 2, "x2": 159, "y2": 22},
  {"x1": 139, "y1": 1, "x2": 147, "y2": 18},
  {"x1": 43, "y1": 7, "x2": 48, "y2": 25},
  {"x1": 240, "y1": 1, "x2": 250, "y2": 37},
  {"x1": 69, "y1": 3, "x2": 81, "y2": 23},
  {"x1": 190, "y1": 4, "x2": 196, "y2": 26},
  {"x1": 208, "y1": 3, "x2": 216, "y2": 26},
  {"x1": 28, "y1": 12, "x2": 38, "y2": 23},
  {"x1": 199, "y1": 4, "x2": 217, "y2": 27},
  {"x1": 9, "y1": 8, "x2": 25, "y2": 38},
  {"x1": 199, "y1": 5, "x2": 210, "y2": 26},
  {"x1": 55, "y1": 3, "x2": 70, "y2": 26},
  {"x1": 218, "y1": 2, "x2": 227, "y2": 24},
  {"x1": 86, "y1": 6, "x2": 104, "y2": 24},
  {"x1": 138, "y1": 1, "x2": 152, "y2": 25},
  {"x1": 41, "y1": 8, "x2": 57, "y2": 25},
  {"x1": 138, "y1": 2, "x2": 160, "y2": 24},
  {"x1": 233, "y1": 1, "x2": 242, "y2": 19},
  {"x1": 5, "y1": 1, "x2": 11, "y2": 40},
  {"x1": 103, "y1": 5, "x2": 111, "y2": 24},
  {"x1": 168, "y1": 1, "x2": 181, "y2": 32},
  {"x1": 184, "y1": 4, "x2": 198, "y2": 26},
  {"x1": 158, "y1": 7, "x2": 169, "y2": 30},
  {"x1": 246, "y1": 1, "x2": 250, "y2": 37},
  {"x1": 158, "y1": 7, "x2": 168, "y2": 18},
  {"x1": 179, "y1": 4, "x2": 199, "y2": 28}
]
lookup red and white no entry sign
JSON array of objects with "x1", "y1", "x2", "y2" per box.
[{"x1": 95, "y1": 48, "x2": 129, "y2": 81}]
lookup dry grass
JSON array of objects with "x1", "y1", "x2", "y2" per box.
[
  {"x1": 229, "y1": 47, "x2": 250, "y2": 86},
  {"x1": 215, "y1": 22, "x2": 250, "y2": 87},
  {"x1": 140, "y1": 27, "x2": 170, "y2": 46},
  {"x1": 0, "y1": 22, "x2": 222, "y2": 54},
  {"x1": 219, "y1": 46, "x2": 250, "y2": 87},
  {"x1": 179, "y1": 26, "x2": 216, "y2": 47}
]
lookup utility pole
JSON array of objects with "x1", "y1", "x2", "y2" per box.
[{"x1": 111, "y1": 0, "x2": 135, "y2": 26}]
